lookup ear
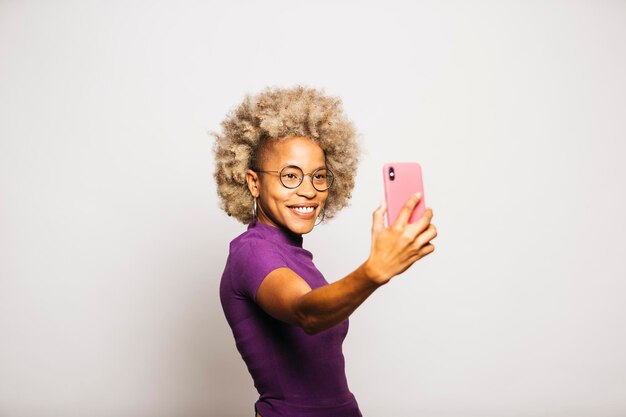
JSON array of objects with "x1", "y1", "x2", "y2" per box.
[{"x1": 246, "y1": 169, "x2": 260, "y2": 198}]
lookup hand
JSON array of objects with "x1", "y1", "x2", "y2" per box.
[{"x1": 364, "y1": 193, "x2": 437, "y2": 285}]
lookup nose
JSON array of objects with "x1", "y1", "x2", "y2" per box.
[{"x1": 296, "y1": 174, "x2": 317, "y2": 197}]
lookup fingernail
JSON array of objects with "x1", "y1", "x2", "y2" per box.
[{"x1": 415, "y1": 192, "x2": 422, "y2": 198}]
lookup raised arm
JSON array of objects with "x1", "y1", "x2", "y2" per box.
[{"x1": 256, "y1": 193, "x2": 437, "y2": 335}]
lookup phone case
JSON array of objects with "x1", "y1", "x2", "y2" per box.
[{"x1": 383, "y1": 162, "x2": 425, "y2": 225}]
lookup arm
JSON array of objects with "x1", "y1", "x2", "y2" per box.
[{"x1": 256, "y1": 193, "x2": 437, "y2": 335}]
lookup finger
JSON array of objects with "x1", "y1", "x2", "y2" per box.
[
  {"x1": 393, "y1": 193, "x2": 421, "y2": 229},
  {"x1": 414, "y1": 225, "x2": 438, "y2": 248},
  {"x1": 422, "y1": 243, "x2": 435, "y2": 255},
  {"x1": 372, "y1": 201, "x2": 386, "y2": 233},
  {"x1": 408, "y1": 243, "x2": 435, "y2": 264},
  {"x1": 428, "y1": 224, "x2": 438, "y2": 240},
  {"x1": 404, "y1": 209, "x2": 434, "y2": 239},
  {"x1": 418, "y1": 243, "x2": 435, "y2": 257}
]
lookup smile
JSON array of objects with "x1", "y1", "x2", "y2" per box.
[
  {"x1": 287, "y1": 204, "x2": 318, "y2": 218},
  {"x1": 292, "y1": 206, "x2": 314, "y2": 214}
]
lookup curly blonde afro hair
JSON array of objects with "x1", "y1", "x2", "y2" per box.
[{"x1": 213, "y1": 85, "x2": 360, "y2": 224}]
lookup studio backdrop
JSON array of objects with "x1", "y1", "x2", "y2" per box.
[{"x1": 1, "y1": 1, "x2": 625, "y2": 416}]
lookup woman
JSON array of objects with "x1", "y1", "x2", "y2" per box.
[{"x1": 214, "y1": 86, "x2": 437, "y2": 417}]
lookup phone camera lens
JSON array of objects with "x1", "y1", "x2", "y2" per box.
[{"x1": 389, "y1": 167, "x2": 395, "y2": 181}]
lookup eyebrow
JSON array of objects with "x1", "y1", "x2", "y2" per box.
[{"x1": 282, "y1": 163, "x2": 327, "y2": 170}]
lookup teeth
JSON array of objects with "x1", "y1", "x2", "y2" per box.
[{"x1": 292, "y1": 206, "x2": 315, "y2": 214}]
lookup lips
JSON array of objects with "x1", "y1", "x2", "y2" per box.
[{"x1": 287, "y1": 204, "x2": 318, "y2": 219}]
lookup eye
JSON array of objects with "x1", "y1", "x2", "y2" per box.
[{"x1": 283, "y1": 173, "x2": 298, "y2": 179}]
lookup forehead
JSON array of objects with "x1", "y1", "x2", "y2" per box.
[{"x1": 266, "y1": 136, "x2": 326, "y2": 167}]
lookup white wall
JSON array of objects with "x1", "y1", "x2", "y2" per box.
[{"x1": 1, "y1": 1, "x2": 625, "y2": 416}]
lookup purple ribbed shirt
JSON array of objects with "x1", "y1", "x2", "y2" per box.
[{"x1": 219, "y1": 220, "x2": 362, "y2": 417}]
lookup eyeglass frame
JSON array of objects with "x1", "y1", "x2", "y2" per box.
[{"x1": 251, "y1": 165, "x2": 335, "y2": 192}]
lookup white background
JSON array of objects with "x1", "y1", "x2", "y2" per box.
[{"x1": 1, "y1": 1, "x2": 625, "y2": 416}]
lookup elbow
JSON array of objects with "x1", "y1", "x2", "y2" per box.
[
  {"x1": 293, "y1": 305, "x2": 323, "y2": 335},
  {"x1": 302, "y1": 324, "x2": 323, "y2": 336},
  {"x1": 302, "y1": 321, "x2": 322, "y2": 336}
]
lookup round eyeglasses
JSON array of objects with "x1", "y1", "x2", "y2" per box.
[{"x1": 253, "y1": 165, "x2": 334, "y2": 192}]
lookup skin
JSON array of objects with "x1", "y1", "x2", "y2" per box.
[
  {"x1": 245, "y1": 135, "x2": 437, "y2": 338},
  {"x1": 246, "y1": 136, "x2": 328, "y2": 235}
]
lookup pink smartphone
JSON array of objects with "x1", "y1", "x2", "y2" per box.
[{"x1": 383, "y1": 162, "x2": 426, "y2": 225}]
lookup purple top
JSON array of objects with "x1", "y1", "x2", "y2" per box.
[{"x1": 220, "y1": 220, "x2": 362, "y2": 417}]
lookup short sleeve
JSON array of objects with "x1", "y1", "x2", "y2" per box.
[{"x1": 230, "y1": 239, "x2": 289, "y2": 301}]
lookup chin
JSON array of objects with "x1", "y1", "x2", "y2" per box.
[
  {"x1": 277, "y1": 206, "x2": 321, "y2": 235},
  {"x1": 259, "y1": 206, "x2": 322, "y2": 235},
  {"x1": 283, "y1": 220, "x2": 315, "y2": 235}
]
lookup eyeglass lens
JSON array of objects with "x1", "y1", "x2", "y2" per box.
[{"x1": 280, "y1": 166, "x2": 334, "y2": 191}]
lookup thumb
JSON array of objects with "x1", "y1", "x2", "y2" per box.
[{"x1": 372, "y1": 201, "x2": 386, "y2": 233}]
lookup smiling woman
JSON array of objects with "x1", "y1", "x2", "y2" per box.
[
  {"x1": 213, "y1": 86, "x2": 437, "y2": 417},
  {"x1": 213, "y1": 86, "x2": 359, "y2": 225},
  {"x1": 247, "y1": 136, "x2": 330, "y2": 235}
]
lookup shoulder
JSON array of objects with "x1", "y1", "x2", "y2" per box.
[
  {"x1": 225, "y1": 229, "x2": 291, "y2": 299},
  {"x1": 226, "y1": 229, "x2": 290, "y2": 278}
]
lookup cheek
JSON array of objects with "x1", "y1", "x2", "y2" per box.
[
  {"x1": 320, "y1": 192, "x2": 329, "y2": 207},
  {"x1": 260, "y1": 183, "x2": 291, "y2": 206}
]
